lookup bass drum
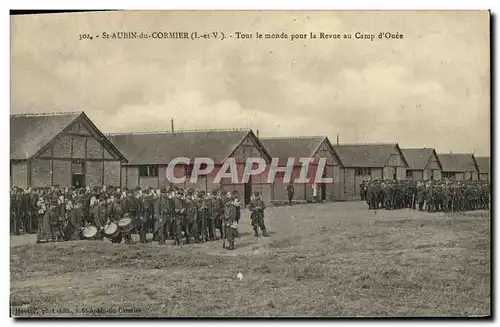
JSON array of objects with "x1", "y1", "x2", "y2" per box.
[
  {"x1": 104, "y1": 222, "x2": 119, "y2": 239},
  {"x1": 81, "y1": 225, "x2": 98, "y2": 240},
  {"x1": 117, "y1": 217, "x2": 134, "y2": 235}
]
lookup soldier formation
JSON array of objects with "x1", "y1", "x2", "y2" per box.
[
  {"x1": 10, "y1": 185, "x2": 270, "y2": 250},
  {"x1": 360, "y1": 179, "x2": 490, "y2": 212}
]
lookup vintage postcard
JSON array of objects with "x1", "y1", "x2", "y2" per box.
[{"x1": 9, "y1": 10, "x2": 490, "y2": 318}]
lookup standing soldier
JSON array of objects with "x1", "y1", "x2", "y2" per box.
[
  {"x1": 287, "y1": 183, "x2": 295, "y2": 205},
  {"x1": 36, "y1": 194, "x2": 48, "y2": 243},
  {"x1": 212, "y1": 189, "x2": 224, "y2": 238},
  {"x1": 232, "y1": 190, "x2": 241, "y2": 238},
  {"x1": 383, "y1": 182, "x2": 392, "y2": 210},
  {"x1": 48, "y1": 194, "x2": 62, "y2": 242},
  {"x1": 442, "y1": 182, "x2": 451, "y2": 212},
  {"x1": 195, "y1": 191, "x2": 207, "y2": 243},
  {"x1": 206, "y1": 191, "x2": 217, "y2": 241},
  {"x1": 184, "y1": 189, "x2": 197, "y2": 244},
  {"x1": 376, "y1": 181, "x2": 384, "y2": 209},
  {"x1": 94, "y1": 195, "x2": 107, "y2": 241},
  {"x1": 416, "y1": 181, "x2": 425, "y2": 211},
  {"x1": 121, "y1": 189, "x2": 139, "y2": 245},
  {"x1": 152, "y1": 189, "x2": 167, "y2": 245},
  {"x1": 107, "y1": 194, "x2": 123, "y2": 243},
  {"x1": 365, "y1": 181, "x2": 373, "y2": 209},
  {"x1": 249, "y1": 191, "x2": 269, "y2": 237},
  {"x1": 425, "y1": 182, "x2": 434, "y2": 212},
  {"x1": 66, "y1": 198, "x2": 84, "y2": 241},
  {"x1": 222, "y1": 192, "x2": 238, "y2": 250},
  {"x1": 140, "y1": 189, "x2": 155, "y2": 244},
  {"x1": 359, "y1": 181, "x2": 366, "y2": 201},
  {"x1": 173, "y1": 189, "x2": 186, "y2": 245}
]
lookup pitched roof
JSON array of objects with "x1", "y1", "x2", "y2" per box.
[
  {"x1": 437, "y1": 153, "x2": 478, "y2": 172},
  {"x1": 10, "y1": 112, "x2": 82, "y2": 160},
  {"x1": 333, "y1": 143, "x2": 408, "y2": 168},
  {"x1": 259, "y1": 136, "x2": 337, "y2": 165},
  {"x1": 401, "y1": 148, "x2": 441, "y2": 170},
  {"x1": 107, "y1": 129, "x2": 268, "y2": 165},
  {"x1": 475, "y1": 156, "x2": 490, "y2": 174}
]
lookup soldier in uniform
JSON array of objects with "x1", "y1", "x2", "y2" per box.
[
  {"x1": 184, "y1": 189, "x2": 197, "y2": 244},
  {"x1": 365, "y1": 181, "x2": 374, "y2": 209},
  {"x1": 120, "y1": 190, "x2": 134, "y2": 244},
  {"x1": 195, "y1": 191, "x2": 207, "y2": 243},
  {"x1": 173, "y1": 189, "x2": 186, "y2": 245},
  {"x1": 140, "y1": 189, "x2": 155, "y2": 244},
  {"x1": 94, "y1": 195, "x2": 107, "y2": 241},
  {"x1": 10, "y1": 188, "x2": 20, "y2": 235},
  {"x1": 232, "y1": 190, "x2": 241, "y2": 238},
  {"x1": 107, "y1": 194, "x2": 124, "y2": 243},
  {"x1": 36, "y1": 194, "x2": 48, "y2": 243},
  {"x1": 249, "y1": 191, "x2": 269, "y2": 237},
  {"x1": 287, "y1": 183, "x2": 295, "y2": 205},
  {"x1": 442, "y1": 182, "x2": 451, "y2": 212},
  {"x1": 222, "y1": 192, "x2": 238, "y2": 250},
  {"x1": 214, "y1": 189, "x2": 225, "y2": 240},
  {"x1": 425, "y1": 182, "x2": 434, "y2": 212},
  {"x1": 66, "y1": 197, "x2": 84, "y2": 241},
  {"x1": 48, "y1": 194, "x2": 63, "y2": 242},
  {"x1": 205, "y1": 191, "x2": 217, "y2": 241},
  {"x1": 383, "y1": 182, "x2": 392, "y2": 210},
  {"x1": 152, "y1": 189, "x2": 167, "y2": 245}
]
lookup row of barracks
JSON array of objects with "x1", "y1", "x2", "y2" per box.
[{"x1": 10, "y1": 112, "x2": 490, "y2": 204}]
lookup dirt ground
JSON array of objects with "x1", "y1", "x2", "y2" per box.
[{"x1": 10, "y1": 201, "x2": 490, "y2": 317}]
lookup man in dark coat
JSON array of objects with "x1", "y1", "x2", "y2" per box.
[
  {"x1": 249, "y1": 191, "x2": 269, "y2": 237},
  {"x1": 287, "y1": 183, "x2": 295, "y2": 205}
]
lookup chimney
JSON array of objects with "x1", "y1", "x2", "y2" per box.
[
  {"x1": 336, "y1": 134, "x2": 339, "y2": 145},
  {"x1": 171, "y1": 118, "x2": 174, "y2": 134},
  {"x1": 256, "y1": 129, "x2": 259, "y2": 137}
]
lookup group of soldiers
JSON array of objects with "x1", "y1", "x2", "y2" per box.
[
  {"x1": 10, "y1": 185, "x2": 270, "y2": 250},
  {"x1": 360, "y1": 179, "x2": 490, "y2": 212}
]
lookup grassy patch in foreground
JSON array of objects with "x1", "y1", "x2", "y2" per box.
[{"x1": 10, "y1": 204, "x2": 491, "y2": 317}]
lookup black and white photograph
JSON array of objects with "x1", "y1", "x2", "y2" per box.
[{"x1": 9, "y1": 9, "x2": 491, "y2": 318}]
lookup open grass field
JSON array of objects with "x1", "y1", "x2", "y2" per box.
[{"x1": 10, "y1": 201, "x2": 490, "y2": 317}]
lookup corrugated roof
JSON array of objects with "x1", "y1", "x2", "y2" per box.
[
  {"x1": 401, "y1": 148, "x2": 440, "y2": 170},
  {"x1": 259, "y1": 136, "x2": 328, "y2": 165},
  {"x1": 10, "y1": 112, "x2": 82, "y2": 160},
  {"x1": 437, "y1": 153, "x2": 478, "y2": 172},
  {"x1": 475, "y1": 156, "x2": 490, "y2": 174},
  {"x1": 333, "y1": 143, "x2": 407, "y2": 168},
  {"x1": 107, "y1": 129, "x2": 258, "y2": 165}
]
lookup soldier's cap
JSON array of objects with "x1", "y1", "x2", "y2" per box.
[
  {"x1": 232, "y1": 190, "x2": 239, "y2": 195},
  {"x1": 254, "y1": 191, "x2": 260, "y2": 195}
]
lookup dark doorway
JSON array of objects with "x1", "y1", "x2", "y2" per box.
[
  {"x1": 244, "y1": 175, "x2": 252, "y2": 205},
  {"x1": 72, "y1": 160, "x2": 85, "y2": 188},
  {"x1": 321, "y1": 170, "x2": 327, "y2": 201}
]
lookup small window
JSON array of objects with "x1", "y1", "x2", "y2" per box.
[
  {"x1": 406, "y1": 170, "x2": 412, "y2": 179},
  {"x1": 355, "y1": 168, "x2": 371, "y2": 176},
  {"x1": 139, "y1": 165, "x2": 158, "y2": 177}
]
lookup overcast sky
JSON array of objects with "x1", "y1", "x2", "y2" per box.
[{"x1": 10, "y1": 11, "x2": 490, "y2": 156}]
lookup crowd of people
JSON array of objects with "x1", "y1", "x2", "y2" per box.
[
  {"x1": 359, "y1": 179, "x2": 490, "y2": 212},
  {"x1": 10, "y1": 185, "x2": 269, "y2": 250}
]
